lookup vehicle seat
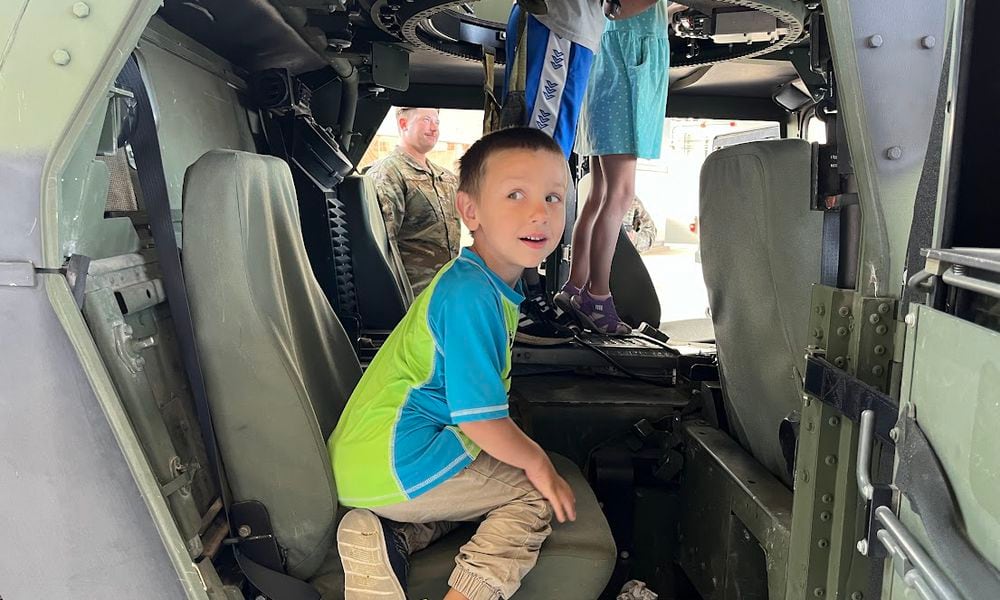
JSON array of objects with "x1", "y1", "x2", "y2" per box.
[
  {"x1": 338, "y1": 174, "x2": 413, "y2": 331},
  {"x1": 698, "y1": 139, "x2": 822, "y2": 483},
  {"x1": 182, "y1": 150, "x2": 616, "y2": 597}
]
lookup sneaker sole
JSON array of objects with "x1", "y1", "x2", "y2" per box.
[
  {"x1": 514, "y1": 331, "x2": 574, "y2": 346},
  {"x1": 337, "y1": 509, "x2": 406, "y2": 600}
]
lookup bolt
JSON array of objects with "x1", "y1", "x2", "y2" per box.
[
  {"x1": 238, "y1": 525, "x2": 252, "y2": 537},
  {"x1": 867, "y1": 34, "x2": 883, "y2": 48},
  {"x1": 620, "y1": 550, "x2": 630, "y2": 559},
  {"x1": 816, "y1": 305, "x2": 826, "y2": 316},
  {"x1": 876, "y1": 324, "x2": 888, "y2": 335},
  {"x1": 869, "y1": 314, "x2": 881, "y2": 325},
  {"x1": 169, "y1": 456, "x2": 184, "y2": 473},
  {"x1": 905, "y1": 313, "x2": 917, "y2": 327},
  {"x1": 814, "y1": 587, "x2": 826, "y2": 598},
  {"x1": 828, "y1": 416, "x2": 840, "y2": 427},
  {"x1": 837, "y1": 326, "x2": 848, "y2": 337},
  {"x1": 834, "y1": 356, "x2": 846, "y2": 368},
  {"x1": 813, "y1": 327, "x2": 824, "y2": 339},
  {"x1": 852, "y1": 593, "x2": 864, "y2": 600},
  {"x1": 886, "y1": 146, "x2": 903, "y2": 160},
  {"x1": 857, "y1": 539, "x2": 869, "y2": 555},
  {"x1": 821, "y1": 493, "x2": 834, "y2": 504},
  {"x1": 806, "y1": 421, "x2": 815, "y2": 432},
  {"x1": 802, "y1": 469, "x2": 810, "y2": 483},
  {"x1": 744, "y1": 529, "x2": 751, "y2": 541},
  {"x1": 818, "y1": 538, "x2": 830, "y2": 549},
  {"x1": 820, "y1": 511, "x2": 832, "y2": 522},
  {"x1": 889, "y1": 427, "x2": 900, "y2": 442},
  {"x1": 872, "y1": 365, "x2": 885, "y2": 377},
  {"x1": 72, "y1": 2, "x2": 90, "y2": 18},
  {"x1": 874, "y1": 345, "x2": 886, "y2": 356},
  {"x1": 878, "y1": 303, "x2": 890, "y2": 314},
  {"x1": 838, "y1": 306, "x2": 850, "y2": 317},
  {"x1": 921, "y1": 35, "x2": 936, "y2": 49},
  {"x1": 825, "y1": 455, "x2": 838, "y2": 466},
  {"x1": 52, "y1": 49, "x2": 71, "y2": 65}
]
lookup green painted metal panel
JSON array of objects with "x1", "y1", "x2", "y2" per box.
[{"x1": 902, "y1": 305, "x2": 1000, "y2": 567}]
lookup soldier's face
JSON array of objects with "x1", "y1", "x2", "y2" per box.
[
  {"x1": 399, "y1": 109, "x2": 440, "y2": 155},
  {"x1": 457, "y1": 148, "x2": 567, "y2": 286}
]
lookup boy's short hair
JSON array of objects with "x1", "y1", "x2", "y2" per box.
[{"x1": 458, "y1": 127, "x2": 565, "y2": 197}]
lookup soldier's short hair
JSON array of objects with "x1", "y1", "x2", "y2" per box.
[
  {"x1": 458, "y1": 127, "x2": 564, "y2": 197},
  {"x1": 395, "y1": 106, "x2": 439, "y2": 121}
]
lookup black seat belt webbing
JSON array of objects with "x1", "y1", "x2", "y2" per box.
[{"x1": 118, "y1": 56, "x2": 319, "y2": 600}]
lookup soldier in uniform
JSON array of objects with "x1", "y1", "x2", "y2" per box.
[
  {"x1": 368, "y1": 107, "x2": 460, "y2": 295},
  {"x1": 623, "y1": 196, "x2": 657, "y2": 253}
]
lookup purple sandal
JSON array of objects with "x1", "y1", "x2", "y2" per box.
[{"x1": 569, "y1": 289, "x2": 632, "y2": 336}]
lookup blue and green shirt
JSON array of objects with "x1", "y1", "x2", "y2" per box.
[{"x1": 329, "y1": 248, "x2": 523, "y2": 507}]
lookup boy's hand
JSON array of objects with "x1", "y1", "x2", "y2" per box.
[
  {"x1": 457, "y1": 418, "x2": 577, "y2": 522},
  {"x1": 525, "y1": 458, "x2": 577, "y2": 523}
]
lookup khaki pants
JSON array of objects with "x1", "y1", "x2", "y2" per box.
[{"x1": 372, "y1": 453, "x2": 552, "y2": 600}]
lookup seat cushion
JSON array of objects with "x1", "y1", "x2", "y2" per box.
[{"x1": 407, "y1": 453, "x2": 616, "y2": 600}]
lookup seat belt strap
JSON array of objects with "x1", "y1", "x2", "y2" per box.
[
  {"x1": 118, "y1": 55, "x2": 319, "y2": 600},
  {"x1": 117, "y1": 56, "x2": 225, "y2": 498},
  {"x1": 481, "y1": 48, "x2": 502, "y2": 135},
  {"x1": 514, "y1": 10, "x2": 527, "y2": 93},
  {"x1": 820, "y1": 210, "x2": 840, "y2": 286}
]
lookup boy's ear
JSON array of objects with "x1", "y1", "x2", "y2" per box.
[{"x1": 456, "y1": 190, "x2": 479, "y2": 232}]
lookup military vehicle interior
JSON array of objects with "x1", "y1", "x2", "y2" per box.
[{"x1": 27, "y1": 0, "x2": 993, "y2": 599}]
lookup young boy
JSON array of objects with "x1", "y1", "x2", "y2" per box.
[{"x1": 330, "y1": 127, "x2": 576, "y2": 600}]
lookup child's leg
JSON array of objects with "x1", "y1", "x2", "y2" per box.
[
  {"x1": 566, "y1": 156, "x2": 606, "y2": 290},
  {"x1": 396, "y1": 520, "x2": 459, "y2": 554},
  {"x1": 587, "y1": 154, "x2": 638, "y2": 296},
  {"x1": 373, "y1": 453, "x2": 553, "y2": 600}
]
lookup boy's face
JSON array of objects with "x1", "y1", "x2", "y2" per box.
[{"x1": 457, "y1": 148, "x2": 567, "y2": 286}]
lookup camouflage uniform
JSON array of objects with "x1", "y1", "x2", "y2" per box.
[
  {"x1": 368, "y1": 148, "x2": 461, "y2": 294},
  {"x1": 623, "y1": 197, "x2": 657, "y2": 253}
]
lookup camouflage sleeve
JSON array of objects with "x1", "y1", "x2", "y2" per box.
[
  {"x1": 368, "y1": 162, "x2": 407, "y2": 244},
  {"x1": 633, "y1": 199, "x2": 657, "y2": 253}
]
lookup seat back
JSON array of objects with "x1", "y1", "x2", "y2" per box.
[
  {"x1": 183, "y1": 150, "x2": 361, "y2": 579},
  {"x1": 699, "y1": 139, "x2": 822, "y2": 483},
  {"x1": 339, "y1": 174, "x2": 413, "y2": 330}
]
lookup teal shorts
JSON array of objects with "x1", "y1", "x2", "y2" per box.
[{"x1": 577, "y1": 13, "x2": 670, "y2": 159}]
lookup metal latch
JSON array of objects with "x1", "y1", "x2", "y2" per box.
[
  {"x1": 113, "y1": 322, "x2": 157, "y2": 374},
  {"x1": 161, "y1": 457, "x2": 199, "y2": 498}
]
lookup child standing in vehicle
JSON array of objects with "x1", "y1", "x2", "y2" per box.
[
  {"x1": 330, "y1": 127, "x2": 576, "y2": 600},
  {"x1": 557, "y1": 1, "x2": 685, "y2": 335}
]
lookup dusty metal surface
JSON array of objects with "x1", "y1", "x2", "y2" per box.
[{"x1": 677, "y1": 420, "x2": 792, "y2": 600}]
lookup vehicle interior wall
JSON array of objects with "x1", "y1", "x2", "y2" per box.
[
  {"x1": 53, "y1": 19, "x2": 264, "y2": 596},
  {"x1": 45, "y1": 5, "x2": 831, "y2": 599}
]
